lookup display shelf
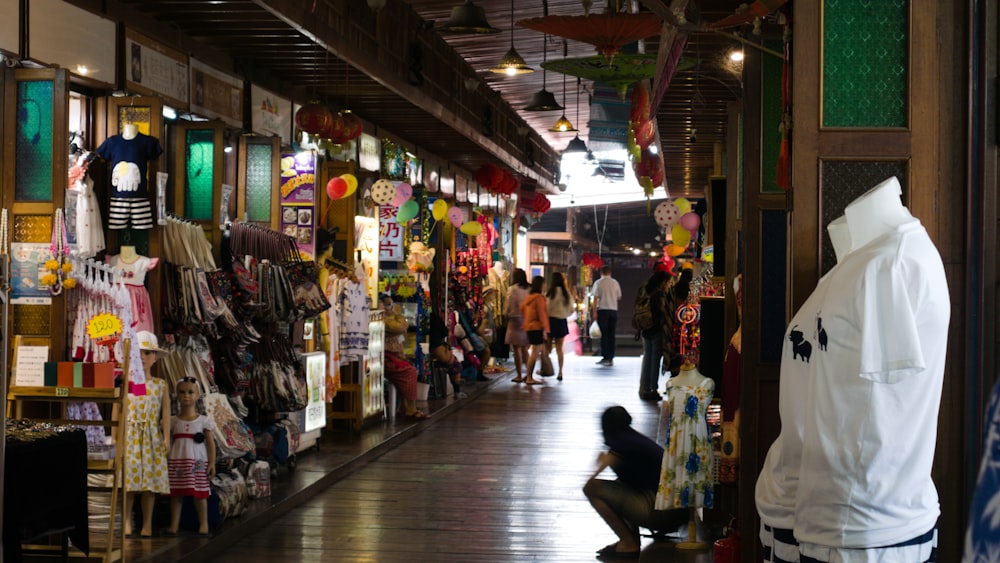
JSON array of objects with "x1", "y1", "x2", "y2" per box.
[{"x1": 6, "y1": 345, "x2": 132, "y2": 563}]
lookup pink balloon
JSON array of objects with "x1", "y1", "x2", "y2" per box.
[
  {"x1": 392, "y1": 182, "x2": 413, "y2": 207},
  {"x1": 680, "y1": 212, "x2": 700, "y2": 231},
  {"x1": 448, "y1": 207, "x2": 464, "y2": 228}
]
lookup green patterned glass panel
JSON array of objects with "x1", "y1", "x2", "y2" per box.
[
  {"x1": 16, "y1": 81, "x2": 54, "y2": 201},
  {"x1": 762, "y1": 38, "x2": 784, "y2": 193},
  {"x1": 823, "y1": 0, "x2": 908, "y2": 127},
  {"x1": 820, "y1": 160, "x2": 907, "y2": 274},
  {"x1": 246, "y1": 144, "x2": 274, "y2": 222},
  {"x1": 185, "y1": 129, "x2": 215, "y2": 220}
]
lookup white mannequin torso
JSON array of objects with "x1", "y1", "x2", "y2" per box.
[
  {"x1": 672, "y1": 364, "x2": 709, "y2": 387},
  {"x1": 844, "y1": 176, "x2": 914, "y2": 251},
  {"x1": 122, "y1": 123, "x2": 139, "y2": 140}
]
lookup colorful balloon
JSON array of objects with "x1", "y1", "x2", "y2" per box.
[
  {"x1": 392, "y1": 182, "x2": 413, "y2": 207},
  {"x1": 326, "y1": 177, "x2": 348, "y2": 200},
  {"x1": 448, "y1": 207, "x2": 464, "y2": 228},
  {"x1": 665, "y1": 243, "x2": 686, "y2": 257},
  {"x1": 680, "y1": 211, "x2": 701, "y2": 231},
  {"x1": 671, "y1": 223, "x2": 691, "y2": 247},
  {"x1": 432, "y1": 199, "x2": 448, "y2": 221},
  {"x1": 371, "y1": 179, "x2": 395, "y2": 205},
  {"x1": 674, "y1": 197, "x2": 692, "y2": 214},
  {"x1": 396, "y1": 200, "x2": 419, "y2": 222},
  {"x1": 459, "y1": 221, "x2": 483, "y2": 236},
  {"x1": 653, "y1": 200, "x2": 680, "y2": 228},
  {"x1": 341, "y1": 174, "x2": 358, "y2": 197}
]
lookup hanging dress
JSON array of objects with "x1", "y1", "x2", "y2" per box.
[
  {"x1": 655, "y1": 376, "x2": 715, "y2": 510},
  {"x1": 109, "y1": 254, "x2": 159, "y2": 334},
  {"x1": 124, "y1": 378, "x2": 170, "y2": 494}
]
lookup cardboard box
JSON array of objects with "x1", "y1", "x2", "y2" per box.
[
  {"x1": 57, "y1": 362, "x2": 75, "y2": 387},
  {"x1": 82, "y1": 363, "x2": 95, "y2": 387},
  {"x1": 73, "y1": 362, "x2": 84, "y2": 387},
  {"x1": 43, "y1": 362, "x2": 59, "y2": 386},
  {"x1": 93, "y1": 363, "x2": 115, "y2": 388}
]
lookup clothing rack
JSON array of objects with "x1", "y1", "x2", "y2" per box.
[{"x1": 229, "y1": 221, "x2": 297, "y2": 262}]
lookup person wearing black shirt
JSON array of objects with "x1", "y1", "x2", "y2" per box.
[{"x1": 584, "y1": 406, "x2": 687, "y2": 559}]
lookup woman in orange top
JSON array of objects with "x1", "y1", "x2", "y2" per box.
[{"x1": 519, "y1": 276, "x2": 550, "y2": 386}]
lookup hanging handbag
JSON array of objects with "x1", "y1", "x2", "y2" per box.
[{"x1": 281, "y1": 239, "x2": 331, "y2": 319}]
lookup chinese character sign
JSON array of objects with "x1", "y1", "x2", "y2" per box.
[{"x1": 379, "y1": 206, "x2": 404, "y2": 261}]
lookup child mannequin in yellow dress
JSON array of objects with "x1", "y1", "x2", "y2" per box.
[{"x1": 122, "y1": 331, "x2": 171, "y2": 537}]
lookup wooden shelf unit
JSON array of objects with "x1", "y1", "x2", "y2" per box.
[{"x1": 7, "y1": 375, "x2": 130, "y2": 562}]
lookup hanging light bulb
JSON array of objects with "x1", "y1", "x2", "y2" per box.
[
  {"x1": 562, "y1": 77, "x2": 589, "y2": 153},
  {"x1": 490, "y1": 0, "x2": 533, "y2": 75},
  {"x1": 549, "y1": 41, "x2": 576, "y2": 131},
  {"x1": 525, "y1": 34, "x2": 562, "y2": 111}
]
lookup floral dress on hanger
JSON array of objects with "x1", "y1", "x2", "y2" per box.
[{"x1": 655, "y1": 377, "x2": 715, "y2": 510}]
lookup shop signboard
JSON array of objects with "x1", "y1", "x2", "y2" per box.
[
  {"x1": 189, "y1": 58, "x2": 243, "y2": 128},
  {"x1": 279, "y1": 151, "x2": 317, "y2": 258},
  {"x1": 355, "y1": 215, "x2": 380, "y2": 305},
  {"x1": 378, "y1": 205, "x2": 404, "y2": 262},
  {"x1": 358, "y1": 134, "x2": 380, "y2": 172},
  {"x1": 250, "y1": 85, "x2": 293, "y2": 145},
  {"x1": 302, "y1": 352, "x2": 327, "y2": 432},
  {"x1": 125, "y1": 28, "x2": 189, "y2": 109}
]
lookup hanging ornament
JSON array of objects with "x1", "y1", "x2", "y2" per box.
[
  {"x1": 396, "y1": 200, "x2": 420, "y2": 223},
  {"x1": 392, "y1": 182, "x2": 413, "y2": 207},
  {"x1": 654, "y1": 200, "x2": 680, "y2": 228},
  {"x1": 459, "y1": 221, "x2": 483, "y2": 236},
  {"x1": 448, "y1": 207, "x2": 464, "y2": 228},
  {"x1": 432, "y1": 199, "x2": 449, "y2": 221},
  {"x1": 295, "y1": 101, "x2": 333, "y2": 136}
]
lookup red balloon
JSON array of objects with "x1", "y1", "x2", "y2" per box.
[{"x1": 326, "y1": 177, "x2": 348, "y2": 200}]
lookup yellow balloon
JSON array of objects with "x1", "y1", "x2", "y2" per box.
[
  {"x1": 432, "y1": 199, "x2": 449, "y2": 221},
  {"x1": 341, "y1": 174, "x2": 358, "y2": 197},
  {"x1": 671, "y1": 223, "x2": 691, "y2": 247},
  {"x1": 674, "y1": 197, "x2": 691, "y2": 214},
  {"x1": 666, "y1": 243, "x2": 686, "y2": 257},
  {"x1": 459, "y1": 221, "x2": 483, "y2": 236}
]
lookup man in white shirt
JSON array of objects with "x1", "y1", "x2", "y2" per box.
[{"x1": 591, "y1": 266, "x2": 622, "y2": 366}]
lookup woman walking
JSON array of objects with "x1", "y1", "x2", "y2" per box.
[
  {"x1": 521, "y1": 276, "x2": 550, "y2": 386},
  {"x1": 505, "y1": 268, "x2": 531, "y2": 382},
  {"x1": 545, "y1": 272, "x2": 575, "y2": 380}
]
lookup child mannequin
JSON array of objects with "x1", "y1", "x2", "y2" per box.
[
  {"x1": 122, "y1": 331, "x2": 171, "y2": 537},
  {"x1": 167, "y1": 378, "x2": 216, "y2": 535}
]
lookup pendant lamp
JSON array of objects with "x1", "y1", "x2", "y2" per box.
[
  {"x1": 436, "y1": 0, "x2": 500, "y2": 34},
  {"x1": 490, "y1": 0, "x2": 533, "y2": 75},
  {"x1": 524, "y1": 34, "x2": 562, "y2": 111},
  {"x1": 562, "y1": 78, "x2": 589, "y2": 153},
  {"x1": 549, "y1": 41, "x2": 576, "y2": 132}
]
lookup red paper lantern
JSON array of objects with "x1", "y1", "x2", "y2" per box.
[
  {"x1": 630, "y1": 80, "x2": 651, "y2": 123},
  {"x1": 340, "y1": 111, "x2": 363, "y2": 141},
  {"x1": 633, "y1": 118, "x2": 655, "y2": 149},
  {"x1": 295, "y1": 100, "x2": 333, "y2": 136},
  {"x1": 326, "y1": 177, "x2": 348, "y2": 200},
  {"x1": 321, "y1": 112, "x2": 345, "y2": 142}
]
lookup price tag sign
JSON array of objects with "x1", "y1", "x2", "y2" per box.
[{"x1": 87, "y1": 312, "x2": 123, "y2": 346}]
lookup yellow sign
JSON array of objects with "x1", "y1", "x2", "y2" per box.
[{"x1": 87, "y1": 312, "x2": 123, "y2": 342}]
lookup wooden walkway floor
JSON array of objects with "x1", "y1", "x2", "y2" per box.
[{"x1": 128, "y1": 349, "x2": 721, "y2": 562}]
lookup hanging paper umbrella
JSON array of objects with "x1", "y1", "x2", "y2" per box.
[
  {"x1": 541, "y1": 54, "x2": 695, "y2": 100},
  {"x1": 518, "y1": 13, "x2": 662, "y2": 64}
]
